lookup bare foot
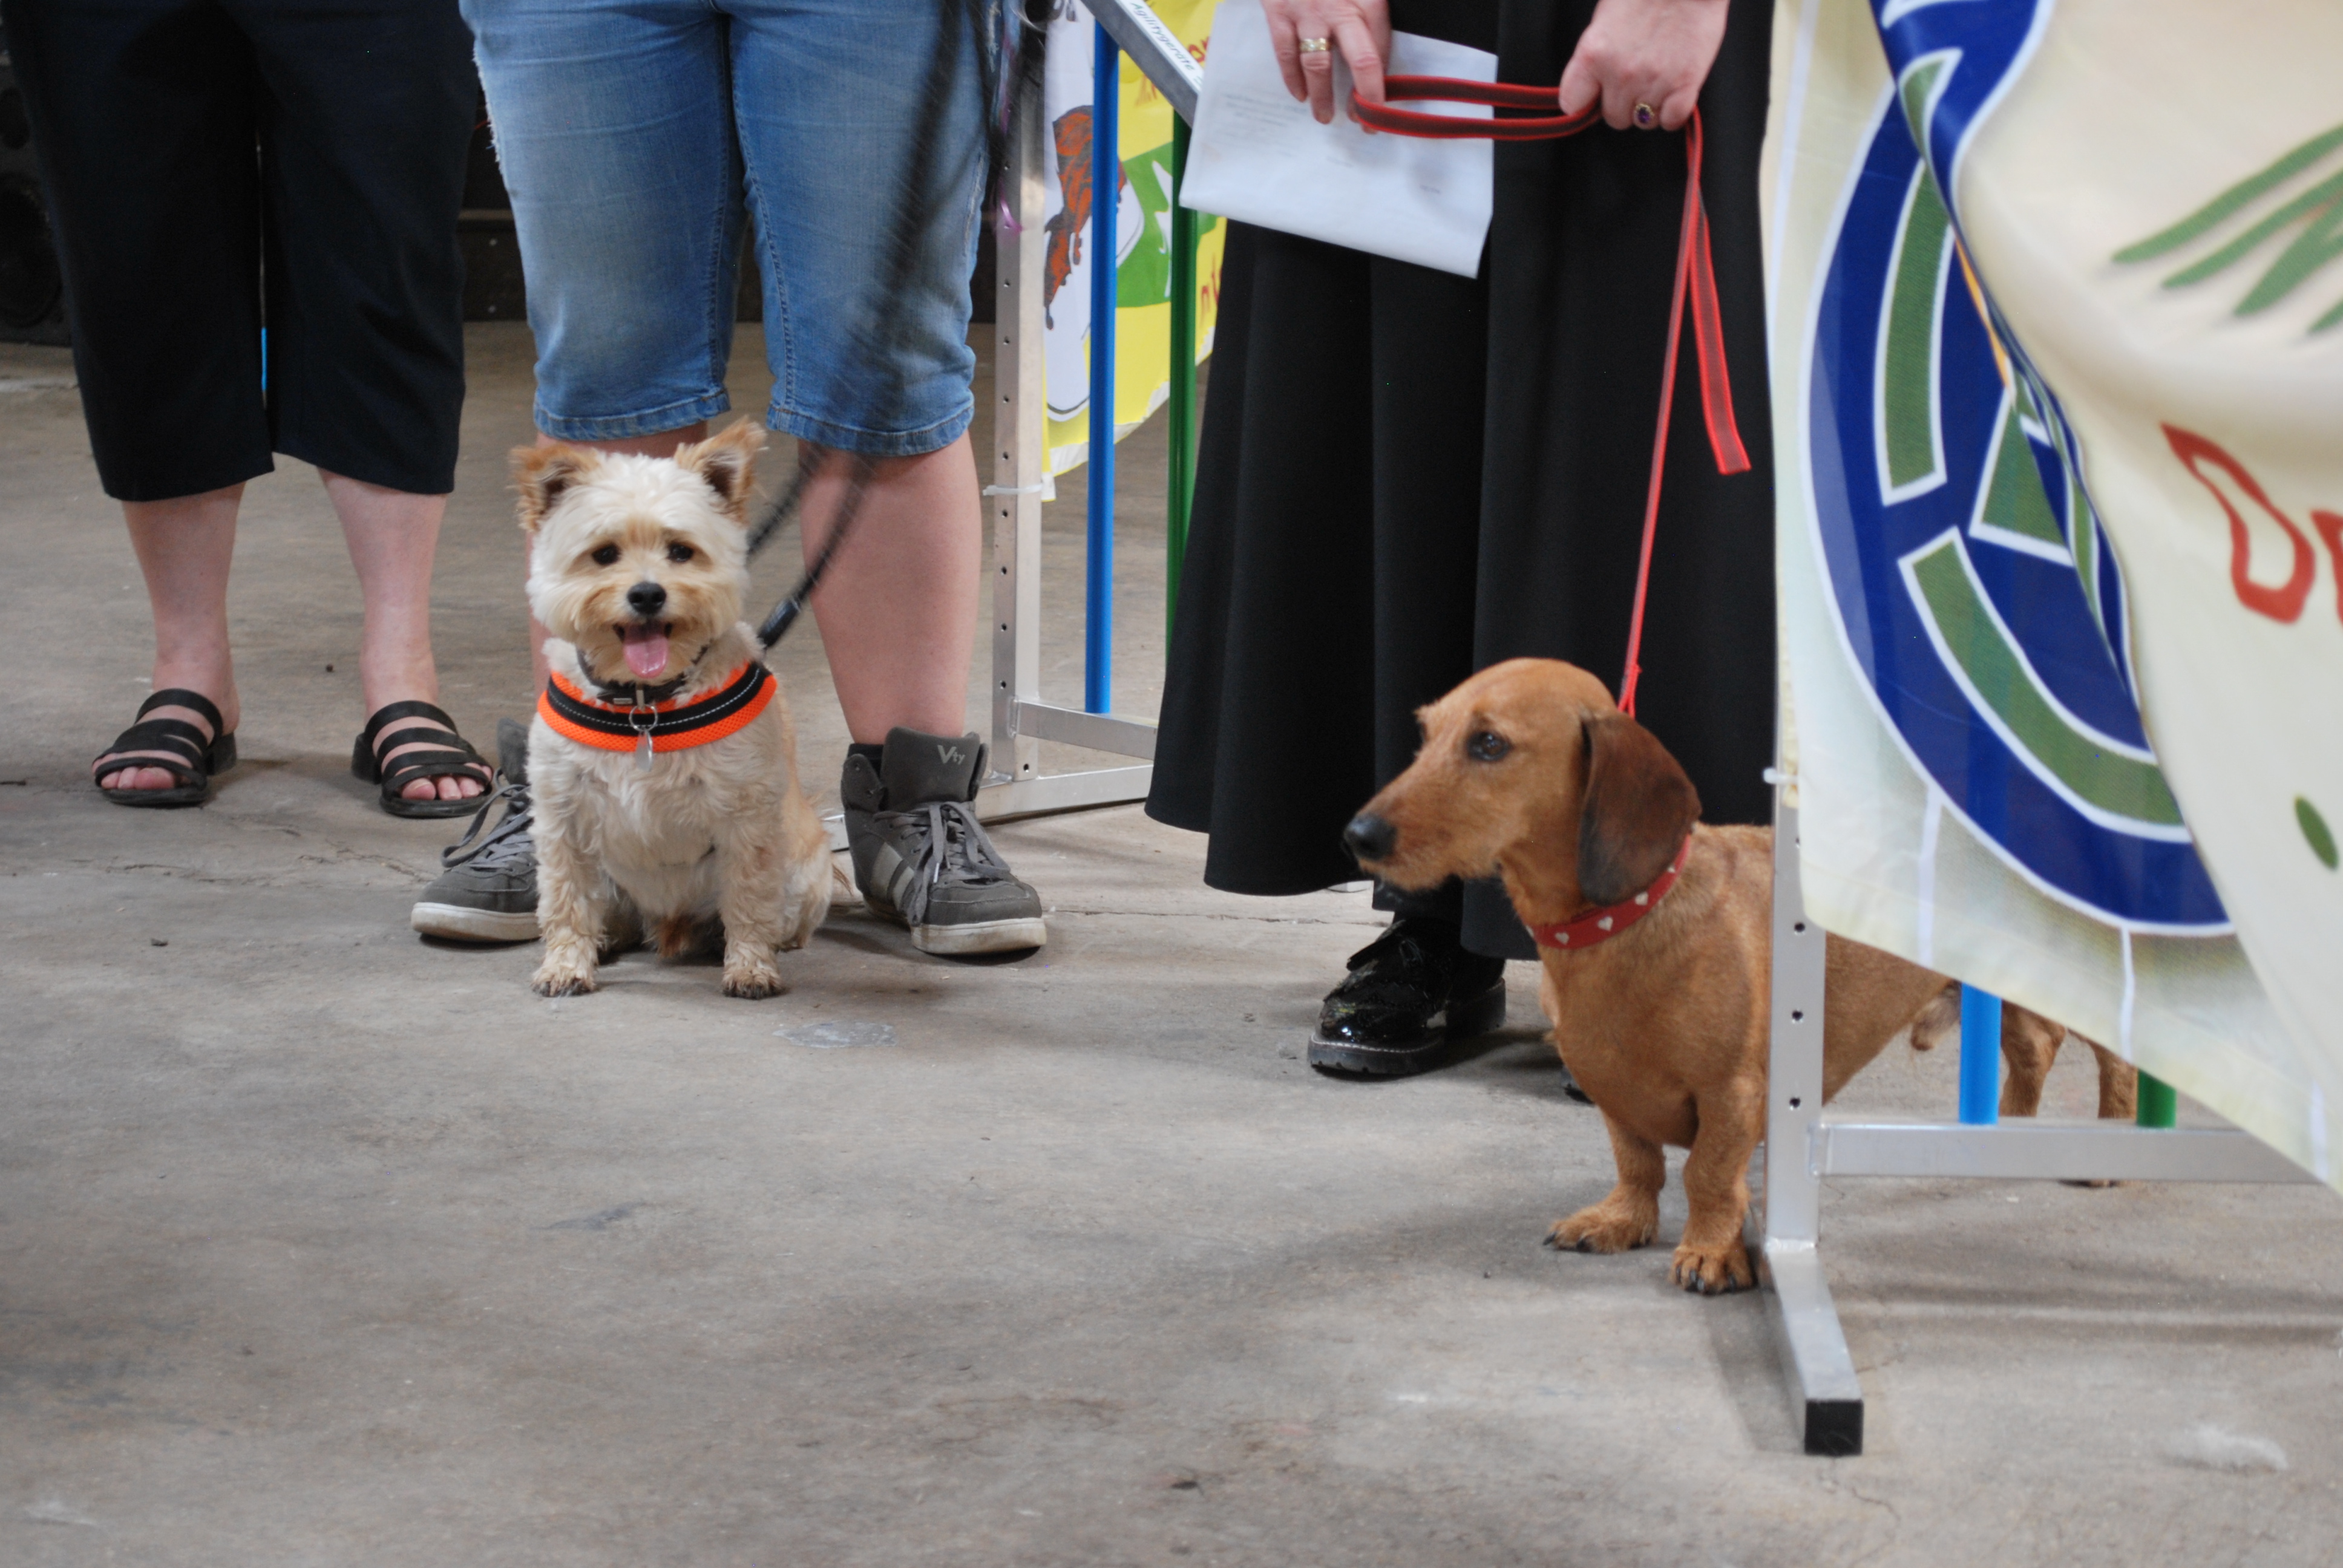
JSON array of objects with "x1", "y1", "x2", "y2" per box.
[
  {"x1": 367, "y1": 707, "x2": 488, "y2": 803},
  {"x1": 96, "y1": 688, "x2": 240, "y2": 794}
]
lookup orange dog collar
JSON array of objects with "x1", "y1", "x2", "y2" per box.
[
  {"x1": 540, "y1": 661, "x2": 774, "y2": 764},
  {"x1": 1528, "y1": 835, "x2": 1693, "y2": 952}
]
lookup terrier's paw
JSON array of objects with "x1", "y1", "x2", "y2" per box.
[
  {"x1": 721, "y1": 960, "x2": 786, "y2": 1001},
  {"x1": 1547, "y1": 1202, "x2": 1659, "y2": 1255},
  {"x1": 532, "y1": 961, "x2": 599, "y2": 998},
  {"x1": 1669, "y1": 1239, "x2": 1755, "y2": 1295}
]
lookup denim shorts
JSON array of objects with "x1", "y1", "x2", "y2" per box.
[{"x1": 463, "y1": 0, "x2": 988, "y2": 456}]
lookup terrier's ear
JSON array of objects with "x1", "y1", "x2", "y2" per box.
[
  {"x1": 512, "y1": 443, "x2": 602, "y2": 534},
  {"x1": 1576, "y1": 711, "x2": 1700, "y2": 906},
  {"x1": 677, "y1": 420, "x2": 767, "y2": 521}
]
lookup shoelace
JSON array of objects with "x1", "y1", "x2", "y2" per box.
[
  {"x1": 441, "y1": 780, "x2": 534, "y2": 872},
  {"x1": 876, "y1": 798, "x2": 1018, "y2": 925}
]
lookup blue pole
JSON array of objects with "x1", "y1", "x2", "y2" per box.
[
  {"x1": 1085, "y1": 24, "x2": 1117, "y2": 716},
  {"x1": 1958, "y1": 984, "x2": 2002, "y2": 1125}
]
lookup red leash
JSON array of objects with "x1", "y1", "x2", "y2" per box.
[{"x1": 1354, "y1": 78, "x2": 1752, "y2": 716}]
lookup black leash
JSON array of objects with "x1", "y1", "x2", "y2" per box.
[{"x1": 749, "y1": 0, "x2": 1049, "y2": 652}]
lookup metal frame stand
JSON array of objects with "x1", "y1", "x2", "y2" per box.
[
  {"x1": 1753, "y1": 773, "x2": 2317, "y2": 1457},
  {"x1": 974, "y1": 0, "x2": 1199, "y2": 823}
]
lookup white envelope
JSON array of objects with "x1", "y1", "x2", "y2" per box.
[{"x1": 1179, "y1": 1, "x2": 1496, "y2": 277}]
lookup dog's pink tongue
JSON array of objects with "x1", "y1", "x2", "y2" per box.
[{"x1": 621, "y1": 626, "x2": 670, "y2": 679}]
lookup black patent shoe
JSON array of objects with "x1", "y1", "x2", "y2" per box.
[{"x1": 1307, "y1": 917, "x2": 1507, "y2": 1077}]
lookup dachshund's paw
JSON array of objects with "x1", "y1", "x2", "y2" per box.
[
  {"x1": 721, "y1": 959, "x2": 787, "y2": 1000},
  {"x1": 1669, "y1": 1239, "x2": 1755, "y2": 1295},
  {"x1": 1547, "y1": 1202, "x2": 1659, "y2": 1254}
]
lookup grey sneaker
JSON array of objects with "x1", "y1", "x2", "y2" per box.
[
  {"x1": 841, "y1": 727, "x2": 1046, "y2": 955},
  {"x1": 410, "y1": 717, "x2": 538, "y2": 943}
]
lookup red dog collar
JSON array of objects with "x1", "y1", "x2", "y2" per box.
[
  {"x1": 1528, "y1": 835, "x2": 1693, "y2": 952},
  {"x1": 540, "y1": 661, "x2": 774, "y2": 758}
]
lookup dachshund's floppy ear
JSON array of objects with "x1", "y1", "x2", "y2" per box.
[
  {"x1": 512, "y1": 443, "x2": 602, "y2": 534},
  {"x1": 1578, "y1": 713, "x2": 1701, "y2": 906}
]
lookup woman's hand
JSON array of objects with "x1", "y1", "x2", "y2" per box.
[
  {"x1": 1260, "y1": 0, "x2": 1391, "y2": 126},
  {"x1": 1558, "y1": 0, "x2": 1730, "y2": 131}
]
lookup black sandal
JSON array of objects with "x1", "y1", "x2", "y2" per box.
[
  {"x1": 352, "y1": 700, "x2": 494, "y2": 820},
  {"x1": 93, "y1": 688, "x2": 238, "y2": 808}
]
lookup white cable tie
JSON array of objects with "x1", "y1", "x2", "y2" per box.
[
  {"x1": 982, "y1": 482, "x2": 1047, "y2": 496},
  {"x1": 1763, "y1": 766, "x2": 1797, "y2": 786}
]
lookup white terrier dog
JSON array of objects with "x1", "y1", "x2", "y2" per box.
[{"x1": 516, "y1": 422, "x2": 831, "y2": 998}]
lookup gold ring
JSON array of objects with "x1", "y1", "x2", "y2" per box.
[
  {"x1": 1298, "y1": 36, "x2": 1333, "y2": 52},
  {"x1": 1632, "y1": 100, "x2": 1658, "y2": 129}
]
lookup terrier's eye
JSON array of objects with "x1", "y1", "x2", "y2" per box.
[
  {"x1": 666, "y1": 543, "x2": 695, "y2": 563},
  {"x1": 589, "y1": 544, "x2": 620, "y2": 567},
  {"x1": 1466, "y1": 730, "x2": 1512, "y2": 763}
]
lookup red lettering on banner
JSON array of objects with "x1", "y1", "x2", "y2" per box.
[
  {"x1": 2163, "y1": 424, "x2": 2315, "y2": 624},
  {"x1": 2318, "y1": 512, "x2": 2343, "y2": 624}
]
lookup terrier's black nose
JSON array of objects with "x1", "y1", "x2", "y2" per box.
[
  {"x1": 626, "y1": 581, "x2": 667, "y2": 616},
  {"x1": 1344, "y1": 813, "x2": 1397, "y2": 862}
]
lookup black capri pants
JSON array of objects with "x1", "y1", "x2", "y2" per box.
[{"x1": 1, "y1": 0, "x2": 474, "y2": 502}]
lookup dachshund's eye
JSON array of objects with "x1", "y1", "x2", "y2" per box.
[
  {"x1": 666, "y1": 542, "x2": 695, "y2": 563},
  {"x1": 589, "y1": 543, "x2": 621, "y2": 567},
  {"x1": 1466, "y1": 730, "x2": 1512, "y2": 763}
]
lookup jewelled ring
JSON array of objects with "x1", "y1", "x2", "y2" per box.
[{"x1": 1632, "y1": 100, "x2": 1658, "y2": 129}]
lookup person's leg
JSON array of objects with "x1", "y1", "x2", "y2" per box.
[
  {"x1": 3, "y1": 0, "x2": 273, "y2": 503},
  {"x1": 94, "y1": 488, "x2": 244, "y2": 791},
  {"x1": 320, "y1": 472, "x2": 479, "y2": 802},
  {"x1": 467, "y1": 0, "x2": 741, "y2": 448},
  {"x1": 237, "y1": 0, "x2": 483, "y2": 803},
  {"x1": 6, "y1": 0, "x2": 273, "y2": 795},
  {"x1": 797, "y1": 439, "x2": 980, "y2": 743},
  {"x1": 468, "y1": 0, "x2": 741, "y2": 687},
  {"x1": 411, "y1": 0, "x2": 737, "y2": 935},
  {"x1": 733, "y1": 0, "x2": 1043, "y2": 955},
  {"x1": 1308, "y1": 253, "x2": 1508, "y2": 1074},
  {"x1": 733, "y1": 0, "x2": 986, "y2": 739},
  {"x1": 244, "y1": 0, "x2": 473, "y2": 501}
]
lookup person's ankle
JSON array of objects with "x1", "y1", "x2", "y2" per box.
[
  {"x1": 146, "y1": 661, "x2": 239, "y2": 734},
  {"x1": 357, "y1": 658, "x2": 442, "y2": 722},
  {"x1": 1452, "y1": 944, "x2": 1506, "y2": 995}
]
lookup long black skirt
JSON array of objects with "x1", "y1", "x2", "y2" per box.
[{"x1": 1145, "y1": 0, "x2": 1778, "y2": 961}]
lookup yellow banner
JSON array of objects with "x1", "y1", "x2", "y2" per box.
[{"x1": 1038, "y1": 1, "x2": 1225, "y2": 476}]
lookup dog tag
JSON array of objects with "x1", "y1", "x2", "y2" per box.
[{"x1": 636, "y1": 731, "x2": 655, "y2": 771}]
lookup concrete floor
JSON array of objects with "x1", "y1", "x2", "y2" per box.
[{"x1": 5, "y1": 328, "x2": 2343, "y2": 1566}]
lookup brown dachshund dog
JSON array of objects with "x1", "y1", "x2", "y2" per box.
[
  {"x1": 1909, "y1": 984, "x2": 2135, "y2": 1121},
  {"x1": 1912, "y1": 987, "x2": 2137, "y2": 1192},
  {"x1": 1343, "y1": 658, "x2": 1952, "y2": 1293}
]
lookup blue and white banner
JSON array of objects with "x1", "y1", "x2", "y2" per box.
[{"x1": 1769, "y1": 0, "x2": 2343, "y2": 1178}]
